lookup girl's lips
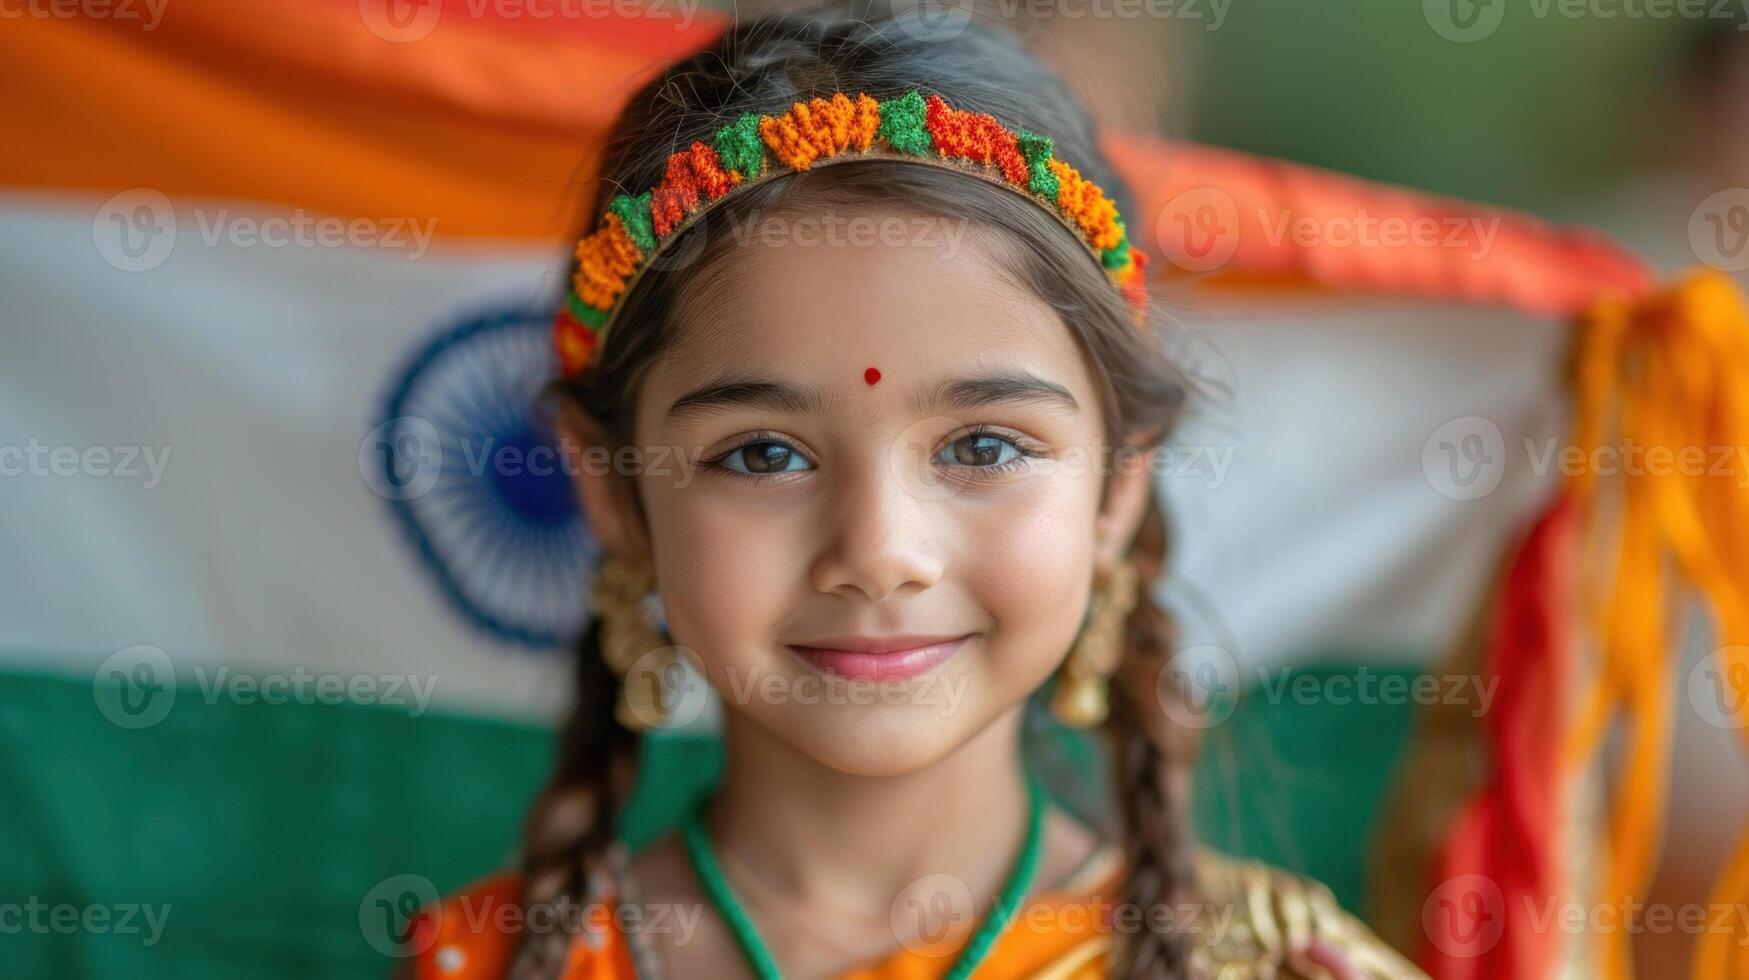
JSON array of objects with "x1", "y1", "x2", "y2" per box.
[{"x1": 786, "y1": 634, "x2": 974, "y2": 681}]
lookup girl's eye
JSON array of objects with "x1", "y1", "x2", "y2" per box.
[
  {"x1": 936, "y1": 432, "x2": 1023, "y2": 468},
  {"x1": 713, "y1": 439, "x2": 814, "y2": 476}
]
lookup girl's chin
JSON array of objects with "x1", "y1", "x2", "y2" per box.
[
  {"x1": 797, "y1": 742, "x2": 963, "y2": 778},
  {"x1": 750, "y1": 705, "x2": 986, "y2": 776}
]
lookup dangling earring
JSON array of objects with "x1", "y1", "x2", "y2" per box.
[
  {"x1": 592, "y1": 556, "x2": 674, "y2": 731},
  {"x1": 1051, "y1": 558, "x2": 1140, "y2": 728}
]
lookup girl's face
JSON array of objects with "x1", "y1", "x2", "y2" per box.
[{"x1": 583, "y1": 206, "x2": 1152, "y2": 776}]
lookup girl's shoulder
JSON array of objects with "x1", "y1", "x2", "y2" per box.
[
  {"x1": 1187, "y1": 847, "x2": 1430, "y2": 979},
  {"x1": 404, "y1": 872, "x2": 521, "y2": 980},
  {"x1": 404, "y1": 871, "x2": 638, "y2": 980},
  {"x1": 986, "y1": 842, "x2": 1427, "y2": 979},
  {"x1": 408, "y1": 848, "x2": 1426, "y2": 980}
]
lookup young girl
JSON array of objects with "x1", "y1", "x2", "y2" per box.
[{"x1": 410, "y1": 8, "x2": 1425, "y2": 979}]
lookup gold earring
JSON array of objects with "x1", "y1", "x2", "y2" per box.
[
  {"x1": 592, "y1": 556, "x2": 673, "y2": 731},
  {"x1": 1051, "y1": 558, "x2": 1140, "y2": 728}
]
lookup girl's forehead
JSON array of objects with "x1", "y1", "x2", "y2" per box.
[{"x1": 644, "y1": 228, "x2": 1092, "y2": 408}]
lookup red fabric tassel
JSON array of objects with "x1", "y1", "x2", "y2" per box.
[{"x1": 1419, "y1": 496, "x2": 1576, "y2": 980}]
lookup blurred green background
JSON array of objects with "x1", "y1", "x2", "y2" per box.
[{"x1": 1174, "y1": 3, "x2": 1699, "y2": 209}]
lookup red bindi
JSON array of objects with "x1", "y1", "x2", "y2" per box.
[{"x1": 863, "y1": 367, "x2": 881, "y2": 386}]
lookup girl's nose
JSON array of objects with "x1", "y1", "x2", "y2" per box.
[{"x1": 807, "y1": 456, "x2": 945, "y2": 603}]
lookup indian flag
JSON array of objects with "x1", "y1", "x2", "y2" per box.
[{"x1": 0, "y1": 3, "x2": 1695, "y2": 979}]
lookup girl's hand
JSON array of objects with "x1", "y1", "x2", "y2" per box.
[{"x1": 1286, "y1": 937, "x2": 1367, "y2": 980}]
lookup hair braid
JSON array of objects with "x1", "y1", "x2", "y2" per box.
[
  {"x1": 508, "y1": 616, "x2": 640, "y2": 980},
  {"x1": 1106, "y1": 492, "x2": 1201, "y2": 980}
]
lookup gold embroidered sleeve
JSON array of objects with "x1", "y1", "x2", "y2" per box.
[{"x1": 1191, "y1": 849, "x2": 1428, "y2": 979}]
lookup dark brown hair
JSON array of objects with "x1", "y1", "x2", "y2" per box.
[{"x1": 516, "y1": 5, "x2": 1200, "y2": 977}]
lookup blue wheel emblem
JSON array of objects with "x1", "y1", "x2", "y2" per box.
[{"x1": 372, "y1": 304, "x2": 593, "y2": 649}]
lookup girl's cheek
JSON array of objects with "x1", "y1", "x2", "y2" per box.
[
  {"x1": 643, "y1": 483, "x2": 801, "y2": 659},
  {"x1": 957, "y1": 478, "x2": 1099, "y2": 646}
]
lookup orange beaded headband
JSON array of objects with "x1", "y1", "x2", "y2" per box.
[{"x1": 552, "y1": 89, "x2": 1150, "y2": 377}]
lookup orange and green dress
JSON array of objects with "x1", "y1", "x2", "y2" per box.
[{"x1": 409, "y1": 845, "x2": 1426, "y2": 980}]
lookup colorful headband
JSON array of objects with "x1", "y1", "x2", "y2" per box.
[{"x1": 551, "y1": 89, "x2": 1150, "y2": 377}]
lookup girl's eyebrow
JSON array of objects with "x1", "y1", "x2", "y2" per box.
[
  {"x1": 916, "y1": 371, "x2": 1080, "y2": 414},
  {"x1": 663, "y1": 370, "x2": 1078, "y2": 424},
  {"x1": 665, "y1": 379, "x2": 826, "y2": 423}
]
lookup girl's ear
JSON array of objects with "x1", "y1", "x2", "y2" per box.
[
  {"x1": 555, "y1": 399, "x2": 651, "y2": 564},
  {"x1": 1094, "y1": 436, "x2": 1158, "y2": 569}
]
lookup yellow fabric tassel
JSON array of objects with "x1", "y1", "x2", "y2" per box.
[{"x1": 1560, "y1": 268, "x2": 1749, "y2": 980}]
